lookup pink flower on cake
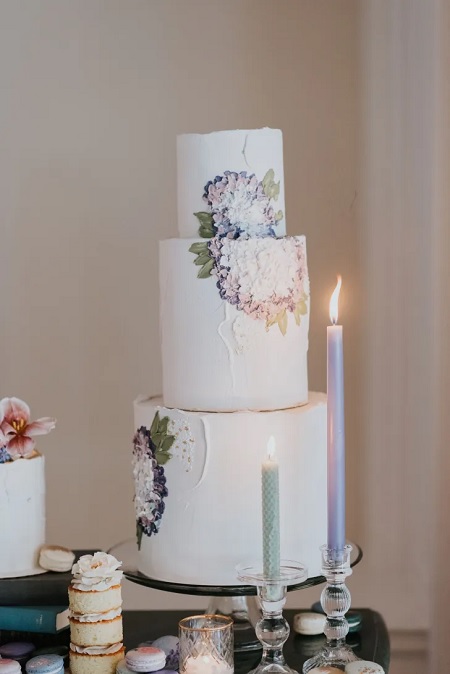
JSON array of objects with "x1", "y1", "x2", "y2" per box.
[{"x1": 0, "y1": 397, "x2": 56, "y2": 460}]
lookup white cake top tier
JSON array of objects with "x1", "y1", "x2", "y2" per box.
[{"x1": 177, "y1": 128, "x2": 286, "y2": 239}]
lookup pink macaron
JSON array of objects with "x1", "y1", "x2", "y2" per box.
[
  {"x1": 0, "y1": 660, "x2": 22, "y2": 674},
  {"x1": 125, "y1": 647, "x2": 166, "y2": 673}
]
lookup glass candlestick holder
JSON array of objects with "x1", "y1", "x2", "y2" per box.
[
  {"x1": 302, "y1": 544, "x2": 360, "y2": 673},
  {"x1": 236, "y1": 561, "x2": 307, "y2": 674}
]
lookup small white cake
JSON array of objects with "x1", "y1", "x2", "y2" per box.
[
  {"x1": 69, "y1": 552, "x2": 124, "y2": 674},
  {"x1": 0, "y1": 396, "x2": 56, "y2": 579},
  {"x1": 0, "y1": 456, "x2": 46, "y2": 578}
]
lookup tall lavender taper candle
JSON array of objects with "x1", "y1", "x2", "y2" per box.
[
  {"x1": 327, "y1": 276, "x2": 346, "y2": 556},
  {"x1": 262, "y1": 436, "x2": 280, "y2": 580}
]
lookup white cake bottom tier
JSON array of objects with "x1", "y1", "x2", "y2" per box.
[
  {"x1": 160, "y1": 236, "x2": 309, "y2": 412},
  {"x1": 0, "y1": 456, "x2": 46, "y2": 578},
  {"x1": 133, "y1": 393, "x2": 327, "y2": 585}
]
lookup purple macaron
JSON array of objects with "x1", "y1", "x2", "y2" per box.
[
  {"x1": 0, "y1": 643, "x2": 35, "y2": 665},
  {"x1": 139, "y1": 636, "x2": 179, "y2": 670}
]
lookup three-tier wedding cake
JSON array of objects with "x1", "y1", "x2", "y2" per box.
[{"x1": 132, "y1": 128, "x2": 327, "y2": 585}]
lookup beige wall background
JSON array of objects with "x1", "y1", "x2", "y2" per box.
[{"x1": 5, "y1": 0, "x2": 425, "y2": 622}]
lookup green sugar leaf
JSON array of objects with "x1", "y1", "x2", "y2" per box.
[
  {"x1": 194, "y1": 253, "x2": 212, "y2": 266},
  {"x1": 152, "y1": 432, "x2": 163, "y2": 447},
  {"x1": 194, "y1": 212, "x2": 216, "y2": 238},
  {"x1": 197, "y1": 258, "x2": 214, "y2": 278},
  {"x1": 275, "y1": 210, "x2": 284, "y2": 221},
  {"x1": 277, "y1": 309, "x2": 288, "y2": 336},
  {"x1": 136, "y1": 523, "x2": 143, "y2": 550},
  {"x1": 262, "y1": 169, "x2": 280, "y2": 201},
  {"x1": 150, "y1": 411, "x2": 160, "y2": 436},
  {"x1": 265, "y1": 314, "x2": 279, "y2": 330},
  {"x1": 262, "y1": 169, "x2": 275, "y2": 191},
  {"x1": 155, "y1": 451, "x2": 171, "y2": 466},
  {"x1": 189, "y1": 241, "x2": 209, "y2": 254},
  {"x1": 161, "y1": 435, "x2": 175, "y2": 452},
  {"x1": 199, "y1": 224, "x2": 216, "y2": 238},
  {"x1": 158, "y1": 416, "x2": 170, "y2": 434},
  {"x1": 293, "y1": 299, "x2": 308, "y2": 326}
]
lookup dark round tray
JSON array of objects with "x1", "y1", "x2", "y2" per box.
[{"x1": 108, "y1": 539, "x2": 363, "y2": 597}]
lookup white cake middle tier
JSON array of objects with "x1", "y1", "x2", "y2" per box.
[
  {"x1": 133, "y1": 393, "x2": 327, "y2": 586},
  {"x1": 160, "y1": 236, "x2": 310, "y2": 412}
]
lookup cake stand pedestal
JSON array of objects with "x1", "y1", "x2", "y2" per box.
[{"x1": 108, "y1": 540, "x2": 362, "y2": 654}]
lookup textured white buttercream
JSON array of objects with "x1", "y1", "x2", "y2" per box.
[
  {"x1": 177, "y1": 128, "x2": 286, "y2": 238},
  {"x1": 134, "y1": 394, "x2": 327, "y2": 585},
  {"x1": 160, "y1": 237, "x2": 309, "y2": 412},
  {"x1": 0, "y1": 456, "x2": 46, "y2": 578}
]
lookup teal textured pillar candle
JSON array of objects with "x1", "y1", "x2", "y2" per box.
[{"x1": 262, "y1": 436, "x2": 280, "y2": 580}]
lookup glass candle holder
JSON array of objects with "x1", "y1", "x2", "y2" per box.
[
  {"x1": 179, "y1": 614, "x2": 234, "y2": 674},
  {"x1": 236, "y1": 561, "x2": 307, "y2": 674}
]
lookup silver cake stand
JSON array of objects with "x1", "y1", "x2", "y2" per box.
[{"x1": 108, "y1": 539, "x2": 362, "y2": 653}]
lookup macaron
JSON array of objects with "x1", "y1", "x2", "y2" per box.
[
  {"x1": 31, "y1": 647, "x2": 68, "y2": 666},
  {"x1": 0, "y1": 660, "x2": 21, "y2": 674},
  {"x1": 310, "y1": 603, "x2": 362, "y2": 633},
  {"x1": 125, "y1": 647, "x2": 166, "y2": 673},
  {"x1": 26, "y1": 654, "x2": 64, "y2": 674},
  {"x1": 142, "y1": 636, "x2": 179, "y2": 669},
  {"x1": 307, "y1": 668, "x2": 345, "y2": 674},
  {"x1": 293, "y1": 611, "x2": 326, "y2": 636},
  {"x1": 116, "y1": 660, "x2": 134, "y2": 674},
  {"x1": 38, "y1": 545, "x2": 75, "y2": 572},
  {"x1": 0, "y1": 643, "x2": 35, "y2": 664}
]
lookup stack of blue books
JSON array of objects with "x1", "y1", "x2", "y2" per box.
[{"x1": 0, "y1": 550, "x2": 93, "y2": 643}]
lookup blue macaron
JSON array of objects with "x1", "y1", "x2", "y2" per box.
[{"x1": 25, "y1": 654, "x2": 64, "y2": 674}]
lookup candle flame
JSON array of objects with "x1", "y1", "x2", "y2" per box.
[
  {"x1": 329, "y1": 275, "x2": 342, "y2": 325},
  {"x1": 267, "y1": 435, "x2": 276, "y2": 460}
]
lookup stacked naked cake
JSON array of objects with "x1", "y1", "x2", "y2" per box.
[{"x1": 69, "y1": 552, "x2": 124, "y2": 674}]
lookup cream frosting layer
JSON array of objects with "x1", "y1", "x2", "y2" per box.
[
  {"x1": 72, "y1": 552, "x2": 123, "y2": 592},
  {"x1": 69, "y1": 608, "x2": 122, "y2": 623},
  {"x1": 70, "y1": 643, "x2": 123, "y2": 655}
]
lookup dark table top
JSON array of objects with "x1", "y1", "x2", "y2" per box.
[{"x1": 123, "y1": 608, "x2": 390, "y2": 673}]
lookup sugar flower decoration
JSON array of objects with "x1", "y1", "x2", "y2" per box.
[
  {"x1": 0, "y1": 397, "x2": 56, "y2": 460},
  {"x1": 203, "y1": 170, "x2": 281, "y2": 240},
  {"x1": 132, "y1": 425, "x2": 169, "y2": 546},
  {"x1": 208, "y1": 236, "x2": 309, "y2": 334}
]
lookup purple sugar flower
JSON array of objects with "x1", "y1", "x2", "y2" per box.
[
  {"x1": 132, "y1": 426, "x2": 169, "y2": 539},
  {"x1": 203, "y1": 171, "x2": 279, "y2": 239}
]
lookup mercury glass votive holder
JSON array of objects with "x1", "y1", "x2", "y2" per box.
[{"x1": 179, "y1": 614, "x2": 234, "y2": 674}]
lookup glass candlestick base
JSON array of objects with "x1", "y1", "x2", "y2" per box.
[
  {"x1": 237, "y1": 561, "x2": 307, "y2": 674},
  {"x1": 302, "y1": 545, "x2": 360, "y2": 673}
]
